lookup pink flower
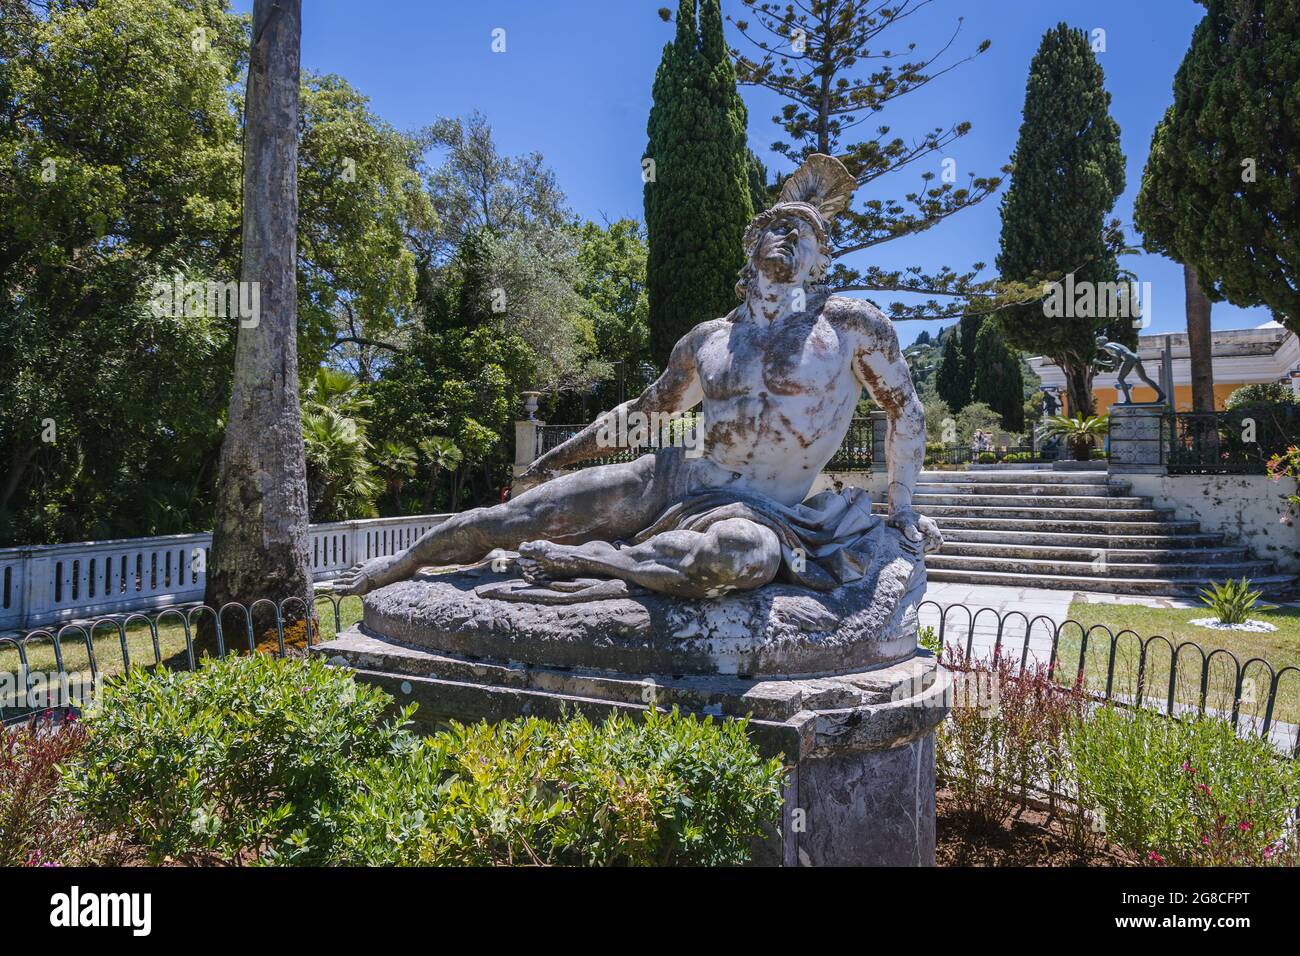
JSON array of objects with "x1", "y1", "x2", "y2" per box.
[
  {"x1": 1239, "y1": 821, "x2": 1253, "y2": 832},
  {"x1": 1147, "y1": 851, "x2": 1165, "y2": 864},
  {"x1": 1198, "y1": 784, "x2": 1211, "y2": 796}
]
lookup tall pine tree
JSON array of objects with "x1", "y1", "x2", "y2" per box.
[
  {"x1": 995, "y1": 24, "x2": 1127, "y2": 416},
  {"x1": 1135, "y1": 0, "x2": 1299, "y2": 339},
  {"x1": 972, "y1": 322, "x2": 1025, "y2": 431},
  {"x1": 935, "y1": 329, "x2": 968, "y2": 413},
  {"x1": 644, "y1": 0, "x2": 752, "y2": 367}
]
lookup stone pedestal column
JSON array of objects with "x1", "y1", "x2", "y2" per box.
[
  {"x1": 511, "y1": 391, "x2": 544, "y2": 493},
  {"x1": 1107, "y1": 403, "x2": 1166, "y2": 475}
]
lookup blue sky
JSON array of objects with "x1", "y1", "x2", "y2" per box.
[{"x1": 232, "y1": 0, "x2": 1273, "y2": 347}]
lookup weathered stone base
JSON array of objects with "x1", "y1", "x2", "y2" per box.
[{"x1": 312, "y1": 625, "x2": 950, "y2": 866}]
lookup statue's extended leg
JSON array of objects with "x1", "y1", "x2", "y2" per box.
[
  {"x1": 1134, "y1": 365, "x2": 1164, "y2": 401},
  {"x1": 1116, "y1": 361, "x2": 1134, "y2": 403},
  {"x1": 335, "y1": 453, "x2": 675, "y2": 595},
  {"x1": 515, "y1": 518, "x2": 782, "y2": 599}
]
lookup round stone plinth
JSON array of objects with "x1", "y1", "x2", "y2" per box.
[{"x1": 360, "y1": 535, "x2": 925, "y2": 679}]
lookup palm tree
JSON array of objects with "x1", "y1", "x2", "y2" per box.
[
  {"x1": 301, "y1": 369, "x2": 380, "y2": 519},
  {"x1": 302, "y1": 407, "x2": 380, "y2": 520},
  {"x1": 1042, "y1": 413, "x2": 1109, "y2": 461},
  {"x1": 417, "y1": 436, "x2": 463, "y2": 512},
  {"x1": 374, "y1": 440, "x2": 417, "y2": 511}
]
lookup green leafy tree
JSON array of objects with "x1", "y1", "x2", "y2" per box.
[
  {"x1": 0, "y1": 0, "x2": 245, "y2": 545},
  {"x1": 0, "y1": 0, "x2": 424, "y2": 545},
  {"x1": 298, "y1": 73, "x2": 428, "y2": 375},
  {"x1": 645, "y1": 0, "x2": 753, "y2": 367},
  {"x1": 1134, "y1": 0, "x2": 1300, "y2": 339},
  {"x1": 727, "y1": 0, "x2": 1007, "y2": 320},
  {"x1": 972, "y1": 322, "x2": 1025, "y2": 432},
  {"x1": 935, "y1": 330, "x2": 969, "y2": 414},
  {"x1": 569, "y1": 219, "x2": 652, "y2": 415},
  {"x1": 995, "y1": 24, "x2": 1128, "y2": 416}
]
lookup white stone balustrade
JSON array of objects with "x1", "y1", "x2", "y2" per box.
[{"x1": 0, "y1": 514, "x2": 451, "y2": 631}]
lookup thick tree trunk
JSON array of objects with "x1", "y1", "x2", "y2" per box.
[
  {"x1": 1184, "y1": 263, "x2": 1215, "y2": 412},
  {"x1": 204, "y1": 0, "x2": 311, "y2": 632},
  {"x1": 1062, "y1": 360, "x2": 1095, "y2": 419}
]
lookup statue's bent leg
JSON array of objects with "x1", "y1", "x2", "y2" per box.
[
  {"x1": 516, "y1": 517, "x2": 782, "y2": 599},
  {"x1": 1135, "y1": 366, "x2": 1163, "y2": 398},
  {"x1": 335, "y1": 453, "x2": 673, "y2": 595}
]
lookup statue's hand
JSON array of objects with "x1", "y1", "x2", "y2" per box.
[
  {"x1": 888, "y1": 508, "x2": 943, "y2": 554},
  {"x1": 517, "y1": 461, "x2": 561, "y2": 489}
]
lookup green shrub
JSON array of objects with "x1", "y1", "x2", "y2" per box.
[
  {"x1": 1001, "y1": 451, "x2": 1033, "y2": 463},
  {"x1": 313, "y1": 708, "x2": 786, "y2": 867},
  {"x1": 64, "y1": 655, "x2": 414, "y2": 864},
  {"x1": 976, "y1": 451, "x2": 997, "y2": 463},
  {"x1": 1062, "y1": 705, "x2": 1300, "y2": 865},
  {"x1": 1225, "y1": 381, "x2": 1300, "y2": 410},
  {"x1": 1197, "y1": 577, "x2": 1263, "y2": 625}
]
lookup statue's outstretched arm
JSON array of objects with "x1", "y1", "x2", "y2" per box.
[
  {"x1": 853, "y1": 314, "x2": 941, "y2": 552},
  {"x1": 522, "y1": 329, "x2": 704, "y2": 479}
]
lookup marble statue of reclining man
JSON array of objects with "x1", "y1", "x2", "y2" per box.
[{"x1": 335, "y1": 154, "x2": 941, "y2": 601}]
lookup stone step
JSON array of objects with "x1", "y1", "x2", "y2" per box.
[
  {"x1": 926, "y1": 553, "x2": 1275, "y2": 581},
  {"x1": 925, "y1": 567, "x2": 1296, "y2": 597},
  {"x1": 918, "y1": 470, "x2": 1109, "y2": 485},
  {"x1": 939, "y1": 528, "x2": 1224, "y2": 549},
  {"x1": 910, "y1": 493, "x2": 1151, "y2": 510},
  {"x1": 875, "y1": 503, "x2": 1172, "y2": 521},
  {"x1": 926, "y1": 516, "x2": 1200, "y2": 535},
  {"x1": 914, "y1": 482, "x2": 1132, "y2": 497},
  {"x1": 939, "y1": 542, "x2": 1251, "y2": 564}
]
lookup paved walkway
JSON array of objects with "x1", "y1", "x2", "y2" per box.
[
  {"x1": 917, "y1": 582, "x2": 1207, "y2": 664},
  {"x1": 919, "y1": 582, "x2": 1068, "y2": 663}
]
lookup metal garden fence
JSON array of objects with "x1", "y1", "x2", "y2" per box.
[
  {"x1": 1163, "y1": 404, "x2": 1299, "y2": 475},
  {"x1": 3, "y1": 595, "x2": 1296, "y2": 757}
]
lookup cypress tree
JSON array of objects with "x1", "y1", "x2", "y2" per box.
[
  {"x1": 935, "y1": 330, "x2": 969, "y2": 413},
  {"x1": 1135, "y1": 0, "x2": 1300, "y2": 338},
  {"x1": 995, "y1": 24, "x2": 1127, "y2": 417},
  {"x1": 644, "y1": 0, "x2": 753, "y2": 367},
  {"x1": 972, "y1": 322, "x2": 1025, "y2": 432}
]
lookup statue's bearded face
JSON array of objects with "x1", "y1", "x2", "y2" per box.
[{"x1": 753, "y1": 213, "x2": 821, "y2": 285}]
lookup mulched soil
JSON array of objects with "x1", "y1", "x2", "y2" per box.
[{"x1": 936, "y1": 788, "x2": 1135, "y2": 867}]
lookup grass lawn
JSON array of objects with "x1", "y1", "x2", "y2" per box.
[
  {"x1": 0, "y1": 595, "x2": 364, "y2": 686},
  {"x1": 1057, "y1": 600, "x2": 1300, "y2": 727}
]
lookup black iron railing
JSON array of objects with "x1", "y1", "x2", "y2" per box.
[
  {"x1": 1164, "y1": 405, "x2": 1299, "y2": 475},
  {"x1": 5, "y1": 597, "x2": 1296, "y2": 756},
  {"x1": 825, "y1": 416, "x2": 875, "y2": 470},
  {"x1": 924, "y1": 444, "x2": 1059, "y2": 466}
]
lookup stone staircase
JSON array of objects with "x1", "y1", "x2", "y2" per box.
[{"x1": 871, "y1": 466, "x2": 1295, "y2": 597}]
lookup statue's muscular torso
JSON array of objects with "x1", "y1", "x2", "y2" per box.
[{"x1": 678, "y1": 294, "x2": 914, "y2": 507}]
